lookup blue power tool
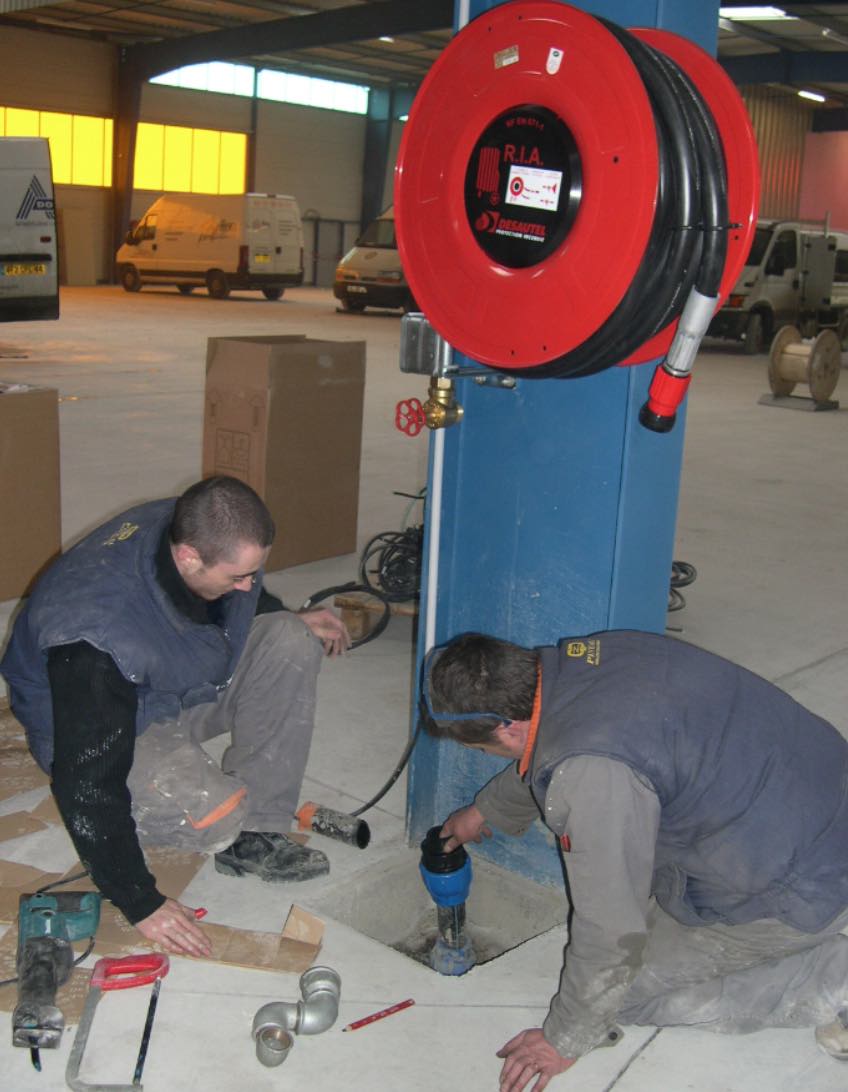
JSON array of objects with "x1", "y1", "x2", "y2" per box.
[
  {"x1": 419, "y1": 826, "x2": 476, "y2": 975},
  {"x1": 13, "y1": 890, "x2": 101, "y2": 1070}
]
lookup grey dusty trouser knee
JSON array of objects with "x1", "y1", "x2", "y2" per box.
[
  {"x1": 617, "y1": 900, "x2": 848, "y2": 1033},
  {"x1": 127, "y1": 612, "x2": 323, "y2": 851}
]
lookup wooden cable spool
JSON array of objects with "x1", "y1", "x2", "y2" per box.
[{"x1": 768, "y1": 325, "x2": 842, "y2": 403}]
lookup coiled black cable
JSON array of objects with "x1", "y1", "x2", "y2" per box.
[
  {"x1": 668, "y1": 559, "x2": 697, "y2": 612},
  {"x1": 300, "y1": 581, "x2": 392, "y2": 650},
  {"x1": 496, "y1": 23, "x2": 728, "y2": 380},
  {"x1": 359, "y1": 526, "x2": 423, "y2": 603}
]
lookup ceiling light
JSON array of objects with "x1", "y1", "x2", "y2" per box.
[
  {"x1": 821, "y1": 27, "x2": 848, "y2": 48},
  {"x1": 718, "y1": 6, "x2": 794, "y2": 19},
  {"x1": 798, "y1": 89, "x2": 826, "y2": 103}
]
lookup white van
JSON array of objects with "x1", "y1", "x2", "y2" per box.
[
  {"x1": 333, "y1": 206, "x2": 416, "y2": 312},
  {"x1": 707, "y1": 219, "x2": 848, "y2": 352},
  {"x1": 0, "y1": 137, "x2": 59, "y2": 322},
  {"x1": 116, "y1": 192, "x2": 304, "y2": 299}
]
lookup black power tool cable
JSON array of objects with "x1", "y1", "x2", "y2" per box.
[{"x1": 490, "y1": 23, "x2": 728, "y2": 381}]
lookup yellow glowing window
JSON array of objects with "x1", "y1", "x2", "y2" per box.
[
  {"x1": 163, "y1": 126, "x2": 192, "y2": 191},
  {"x1": 134, "y1": 123, "x2": 164, "y2": 190},
  {"x1": 5, "y1": 107, "x2": 39, "y2": 136},
  {"x1": 72, "y1": 114, "x2": 105, "y2": 187},
  {"x1": 0, "y1": 107, "x2": 243, "y2": 194},
  {"x1": 0, "y1": 106, "x2": 112, "y2": 186},
  {"x1": 134, "y1": 122, "x2": 245, "y2": 195},
  {"x1": 219, "y1": 131, "x2": 246, "y2": 194},
  {"x1": 103, "y1": 118, "x2": 113, "y2": 187},
  {"x1": 38, "y1": 113, "x2": 72, "y2": 184},
  {"x1": 191, "y1": 128, "x2": 220, "y2": 194}
]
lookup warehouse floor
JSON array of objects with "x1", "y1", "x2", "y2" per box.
[{"x1": 1, "y1": 286, "x2": 847, "y2": 1091}]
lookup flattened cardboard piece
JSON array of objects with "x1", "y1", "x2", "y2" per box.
[
  {"x1": 283, "y1": 903, "x2": 324, "y2": 947},
  {"x1": 93, "y1": 903, "x2": 322, "y2": 975},
  {"x1": 142, "y1": 845, "x2": 207, "y2": 899},
  {"x1": 0, "y1": 811, "x2": 48, "y2": 842},
  {"x1": 0, "y1": 860, "x2": 63, "y2": 923},
  {"x1": 201, "y1": 904, "x2": 323, "y2": 974},
  {"x1": 29, "y1": 793, "x2": 61, "y2": 825},
  {"x1": 0, "y1": 704, "x2": 49, "y2": 802}
]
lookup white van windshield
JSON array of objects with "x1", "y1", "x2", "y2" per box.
[{"x1": 358, "y1": 218, "x2": 396, "y2": 249}]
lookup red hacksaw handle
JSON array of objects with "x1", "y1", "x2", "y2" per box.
[{"x1": 91, "y1": 953, "x2": 170, "y2": 990}]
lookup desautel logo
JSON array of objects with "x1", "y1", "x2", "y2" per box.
[{"x1": 16, "y1": 175, "x2": 55, "y2": 222}]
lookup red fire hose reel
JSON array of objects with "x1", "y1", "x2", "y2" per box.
[{"x1": 394, "y1": 1, "x2": 760, "y2": 430}]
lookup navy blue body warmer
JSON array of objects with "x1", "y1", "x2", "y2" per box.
[
  {"x1": 0, "y1": 499, "x2": 261, "y2": 770},
  {"x1": 529, "y1": 632, "x2": 848, "y2": 933}
]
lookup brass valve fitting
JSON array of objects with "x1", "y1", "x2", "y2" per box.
[{"x1": 423, "y1": 377, "x2": 464, "y2": 430}]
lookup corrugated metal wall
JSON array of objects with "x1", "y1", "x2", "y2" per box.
[{"x1": 740, "y1": 86, "x2": 814, "y2": 221}]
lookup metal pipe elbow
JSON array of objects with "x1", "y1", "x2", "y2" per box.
[
  {"x1": 252, "y1": 966, "x2": 341, "y2": 1061},
  {"x1": 294, "y1": 966, "x2": 341, "y2": 1033}
]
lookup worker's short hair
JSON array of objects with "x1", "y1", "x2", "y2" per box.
[
  {"x1": 422, "y1": 633, "x2": 539, "y2": 744},
  {"x1": 170, "y1": 476, "x2": 275, "y2": 565}
]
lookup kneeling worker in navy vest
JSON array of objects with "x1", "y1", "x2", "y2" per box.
[
  {"x1": 1, "y1": 476, "x2": 349, "y2": 957},
  {"x1": 423, "y1": 631, "x2": 848, "y2": 1091}
]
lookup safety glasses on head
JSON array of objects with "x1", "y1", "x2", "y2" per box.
[{"x1": 419, "y1": 645, "x2": 512, "y2": 730}]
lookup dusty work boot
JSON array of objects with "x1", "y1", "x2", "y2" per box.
[
  {"x1": 214, "y1": 830, "x2": 329, "y2": 882},
  {"x1": 815, "y1": 1009, "x2": 848, "y2": 1060}
]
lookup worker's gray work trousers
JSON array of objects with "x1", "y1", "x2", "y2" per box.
[
  {"x1": 617, "y1": 899, "x2": 848, "y2": 1033},
  {"x1": 127, "y1": 612, "x2": 323, "y2": 853}
]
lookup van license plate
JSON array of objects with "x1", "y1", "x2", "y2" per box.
[
  {"x1": 254, "y1": 254, "x2": 270, "y2": 264},
  {"x1": 2, "y1": 263, "x2": 46, "y2": 276},
  {"x1": 348, "y1": 285, "x2": 367, "y2": 293}
]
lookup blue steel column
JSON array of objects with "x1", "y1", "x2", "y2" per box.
[{"x1": 407, "y1": 0, "x2": 720, "y2": 885}]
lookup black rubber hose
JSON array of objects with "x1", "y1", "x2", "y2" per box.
[
  {"x1": 493, "y1": 22, "x2": 727, "y2": 380},
  {"x1": 300, "y1": 581, "x2": 392, "y2": 650}
]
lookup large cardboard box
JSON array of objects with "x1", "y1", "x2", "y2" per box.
[
  {"x1": 202, "y1": 336, "x2": 366, "y2": 572},
  {"x1": 0, "y1": 383, "x2": 61, "y2": 602}
]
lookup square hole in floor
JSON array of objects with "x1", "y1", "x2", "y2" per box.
[{"x1": 307, "y1": 847, "x2": 567, "y2": 972}]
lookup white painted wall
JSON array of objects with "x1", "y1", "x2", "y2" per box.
[
  {"x1": 140, "y1": 84, "x2": 252, "y2": 134},
  {"x1": 255, "y1": 98, "x2": 365, "y2": 221}
]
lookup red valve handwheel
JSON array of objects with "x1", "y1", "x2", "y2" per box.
[{"x1": 395, "y1": 398, "x2": 426, "y2": 437}]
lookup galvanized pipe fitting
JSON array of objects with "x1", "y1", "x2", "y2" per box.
[{"x1": 252, "y1": 966, "x2": 341, "y2": 1066}]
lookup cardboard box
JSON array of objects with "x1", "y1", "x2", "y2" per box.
[
  {"x1": 0, "y1": 383, "x2": 61, "y2": 602},
  {"x1": 203, "y1": 336, "x2": 366, "y2": 572}
]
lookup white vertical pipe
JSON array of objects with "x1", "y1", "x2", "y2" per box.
[
  {"x1": 423, "y1": 1, "x2": 470, "y2": 653},
  {"x1": 424, "y1": 426, "x2": 446, "y2": 652}
]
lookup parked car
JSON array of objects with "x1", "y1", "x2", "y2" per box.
[{"x1": 333, "y1": 206, "x2": 416, "y2": 313}]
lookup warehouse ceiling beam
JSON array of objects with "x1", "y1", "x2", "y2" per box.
[
  {"x1": 720, "y1": 48, "x2": 848, "y2": 84},
  {"x1": 125, "y1": 0, "x2": 454, "y2": 81}
]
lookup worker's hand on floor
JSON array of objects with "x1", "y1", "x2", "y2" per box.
[
  {"x1": 440, "y1": 803, "x2": 492, "y2": 850},
  {"x1": 496, "y1": 1028, "x2": 575, "y2": 1092},
  {"x1": 135, "y1": 898, "x2": 212, "y2": 958},
  {"x1": 298, "y1": 607, "x2": 351, "y2": 656}
]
